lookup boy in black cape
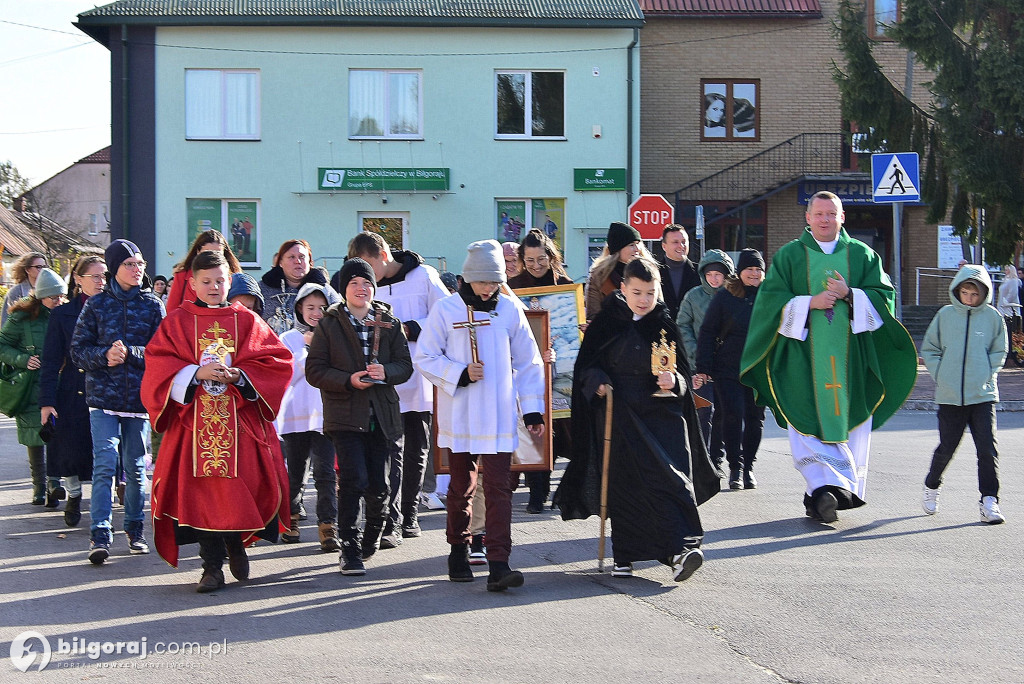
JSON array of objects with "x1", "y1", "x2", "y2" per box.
[{"x1": 556, "y1": 257, "x2": 720, "y2": 581}]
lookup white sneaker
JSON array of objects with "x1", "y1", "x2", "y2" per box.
[
  {"x1": 611, "y1": 563, "x2": 633, "y2": 578},
  {"x1": 980, "y1": 496, "x2": 1006, "y2": 524},
  {"x1": 922, "y1": 486, "x2": 940, "y2": 515},
  {"x1": 420, "y1": 492, "x2": 445, "y2": 510}
]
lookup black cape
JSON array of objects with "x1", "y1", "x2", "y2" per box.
[{"x1": 555, "y1": 294, "x2": 721, "y2": 563}]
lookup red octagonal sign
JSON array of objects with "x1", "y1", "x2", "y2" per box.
[{"x1": 627, "y1": 194, "x2": 675, "y2": 240}]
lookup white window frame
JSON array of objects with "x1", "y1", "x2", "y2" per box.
[
  {"x1": 495, "y1": 70, "x2": 566, "y2": 140},
  {"x1": 185, "y1": 69, "x2": 261, "y2": 141},
  {"x1": 348, "y1": 69, "x2": 424, "y2": 140}
]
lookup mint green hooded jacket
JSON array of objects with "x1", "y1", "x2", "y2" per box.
[
  {"x1": 921, "y1": 265, "x2": 1007, "y2": 406},
  {"x1": 675, "y1": 249, "x2": 735, "y2": 369}
]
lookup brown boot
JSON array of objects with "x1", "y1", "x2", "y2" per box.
[
  {"x1": 318, "y1": 522, "x2": 340, "y2": 553},
  {"x1": 197, "y1": 568, "x2": 225, "y2": 593},
  {"x1": 282, "y1": 514, "x2": 300, "y2": 543},
  {"x1": 225, "y1": 536, "x2": 250, "y2": 581}
]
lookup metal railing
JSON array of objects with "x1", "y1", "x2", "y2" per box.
[{"x1": 672, "y1": 133, "x2": 846, "y2": 205}]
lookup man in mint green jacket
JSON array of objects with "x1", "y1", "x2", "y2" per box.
[{"x1": 920, "y1": 264, "x2": 1008, "y2": 523}]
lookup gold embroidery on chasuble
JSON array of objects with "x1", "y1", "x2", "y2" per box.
[{"x1": 192, "y1": 316, "x2": 239, "y2": 478}]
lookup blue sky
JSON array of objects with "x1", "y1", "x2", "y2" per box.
[{"x1": 0, "y1": 2, "x2": 111, "y2": 185}]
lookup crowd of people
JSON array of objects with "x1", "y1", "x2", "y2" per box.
[{"x1": 2, "y1": 191, "x2": 1013, "y2": 592}]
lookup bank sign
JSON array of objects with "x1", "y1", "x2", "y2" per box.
[
  {"x1": 318, "y1": 167, "x2": 450, "y2": 192},
  {"x1": 573, "y1": 168, "x2": 627, "y2": 191}
]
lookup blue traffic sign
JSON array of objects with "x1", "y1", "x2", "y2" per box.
[{"x1": 872, "y1": 153, "x2": 920, "y2": 203}]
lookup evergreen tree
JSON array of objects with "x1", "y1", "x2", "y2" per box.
[
  {"x1": 0, "y1": 161, "x2": 31, "y2": 210},
  {"x1": 832, "y1": 0, "x2": 1024, "y2": 264}
]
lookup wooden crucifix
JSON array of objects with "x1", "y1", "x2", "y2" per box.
[
  {"x1": 362, "y1": 309, "x2": 393, "y2": 385},
  {"x1": 452, "y1": 305, "x2": 491, "y2": 364}
]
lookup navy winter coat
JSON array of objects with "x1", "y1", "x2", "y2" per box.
[
  {"x1": 39, "y1": 295, "x2": 94, "y2": 479},
  {"x1": 71, "y1": 283, "x2": 165, "y2": 413}
]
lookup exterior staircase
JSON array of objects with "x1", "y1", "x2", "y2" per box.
[
  {"x1": 899, "y1": 304, "x2": 943, "y2": 346},
  {"x1": 671, "y1": 133, "x2": 853, "y2": 224}
]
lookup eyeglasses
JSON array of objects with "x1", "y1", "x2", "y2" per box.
[
  {"x1": 524, "y1": 256, "x2": 550, "y2": 266},
  {"x1": 81, "y1": 274, "x2": 106, "y2": 282},
  {"x1": 43, "y1": 295, "x2": 66, "y2": 302},
  {"x1": 27, "y1": 264, "x2": 45, "y2": 271},
  {"x1": 120, "y1": 260, "x2": 147, "y2": 270}
]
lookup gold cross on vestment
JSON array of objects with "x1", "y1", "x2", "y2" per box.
[
  {"x1": 825, "y1": 355, "x2": 842, "y2": 416},
  {"x1": 199, "y1": 321, "x2": 235, "y2": 364},
  {"x1": 452, "y1": 305, "x2": 491, "y2": 364}
]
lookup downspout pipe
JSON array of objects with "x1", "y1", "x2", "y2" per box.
[
  {"x1": 626, "y1": 27, "x2": 638, "y2": 205},
  {"x1": 121, "y1": 24, "x2": 130, "y2": 241}
]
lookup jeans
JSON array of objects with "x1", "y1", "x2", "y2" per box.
[
  {"x1": 925, "y1": 402, "x2": 999, "y2": 499},
  {"x1": 282, "y1": 431, "x2": 338, "y2": 524},
  {"x1": 330, "y1": 430, "x2": 392, "y2": 540},
  {"x1": 89, "y1": 410, "x2": 148, "y2": 540},
  {"x1": 714, "y1": 377, "x2": 765, "y2": 471}
]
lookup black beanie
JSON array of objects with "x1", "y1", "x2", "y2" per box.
[
  {"x1": 336, "y1": 257, "x2": 377, "y2": 293},
  {"x1": 105, "y1": 239, "x2": 142, "y2": 274},
  {"x1": 702, "y1": 263, "x2": 729, "y2": 276},
  {"x1": 736, "y1": 248, "x2": 765, "y2": 272},
  {"x1": 606, "y1": 221, "x2": 642, "y2": 254}
]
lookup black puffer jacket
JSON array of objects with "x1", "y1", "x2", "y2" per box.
[
  {"x1": 71, "y1": 283, "x2": 165, "y2": 412},
  {"x1": 305, "y1": 301, "x2": 412, "y2": 441},
  {"x1": 695, "y1": 284, "x2": 759, "y2": 381}
]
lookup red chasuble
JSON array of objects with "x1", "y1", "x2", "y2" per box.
[{"x1": 142, "y1": 301, "x2": 293, "y2": 567}]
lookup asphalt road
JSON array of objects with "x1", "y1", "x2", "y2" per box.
[{"x1": 2, "y1": 410, "x2": 1022, "y2": 683}]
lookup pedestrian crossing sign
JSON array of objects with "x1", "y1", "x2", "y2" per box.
[{"x1": 872, "y1": 152, "x2": 920, "y2": 203}]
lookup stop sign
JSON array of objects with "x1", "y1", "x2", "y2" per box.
[{"x1": 627, "y1": 194, "x2": 675, "y2": 240}]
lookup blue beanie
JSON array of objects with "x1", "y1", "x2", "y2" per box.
[{"x1": 226, "y1": 272, "x2": 264, "y2": 314}]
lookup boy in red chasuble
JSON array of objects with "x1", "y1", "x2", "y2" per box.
[{"x1": 142, "y1": 251, "x2": 293, "y2": 593}]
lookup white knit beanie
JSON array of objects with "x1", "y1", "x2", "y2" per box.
[{"x1": 461, "y1": 240, "x2": 506, "y2": 283}]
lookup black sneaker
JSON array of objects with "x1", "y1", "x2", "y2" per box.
[
  {"x1": 126, "y1": 525, "x2": 150, "y2": 555},
  {"x1": 814, "y1": 491, "x2": 839, "y2": 523},
  {"x1": 88, "y1": 540, "x2": 110, "y2": 565},
  {"x1": 340, "y1": 541, "x2": 366, "y2": 576},
  {"x1": 469, "y1": 534, "x2": 487, "y2": 566},
  {"x1": 401, "y1": 512, "x2": 422, "y2": 538},
  {"x1": 728, "y1": 469, "x2": 743, "y2": 490},
  {"x1": 671, "y1": 548, "x2": 704, "y2": 582},
  {"x1": 743, "y1": 470, "x2": 757, "y2": 489}
]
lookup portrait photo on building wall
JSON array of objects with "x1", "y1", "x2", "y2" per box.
[{"x1": 702, "y1": 80, "x2": 759, "y2": 141}]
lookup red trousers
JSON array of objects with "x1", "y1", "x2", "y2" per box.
[{"x1": 446, "y1": 452, "x2": 513, "y2": 562}]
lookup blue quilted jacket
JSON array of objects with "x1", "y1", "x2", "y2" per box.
[{"x1": 71, "y1": 282, "x2": 165, "y2": 412}]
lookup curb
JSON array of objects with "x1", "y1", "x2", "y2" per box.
[{"x1": 901, "y1": 399, "x2": 1024, "y2": 412}]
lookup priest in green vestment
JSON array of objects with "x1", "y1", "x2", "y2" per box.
[{"x1": 740, "y1": 192, "x2": 917, "y2": 523}]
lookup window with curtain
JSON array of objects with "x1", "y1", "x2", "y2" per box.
[
  {"x1": 185, "y1": 69, "x2": 260, "y2": 140},
  {"x1": 349, "y1": 70, "x2": 422, "y2": 139},
  {"x1": 496, "y1": 71, "x2": 565, "y2": 139}
]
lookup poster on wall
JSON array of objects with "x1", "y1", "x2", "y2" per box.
[
  {"x1": 496, "y1": 201, "x2": 527, "y2": 242},
  {"x1": 532, "y1": 199, "x2": 565, "y2": 251},
  {"x1": 186, "y1": 199, "x2": 221, "y2": 249},
  {"x1": 227, "y1": 202, "x2": 259, "y2": 266}
]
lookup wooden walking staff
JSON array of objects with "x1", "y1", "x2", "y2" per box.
[
  {"x1": 452, "y1": 304, "x2": 491, "y2": 364},
  {"x1": 362, "y1": 310, "x2": 393, "y2": 385},
  {"x1": 598, "y1": 386, "x2": 613, "y2": 572}
]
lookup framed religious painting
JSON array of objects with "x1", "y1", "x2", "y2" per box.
[
  {"x1": 432, "y1": 309, "x2": 553, "y2": 474},
  {"x1": 510, "y1": 283, "x2": 584, "y2": 419}
]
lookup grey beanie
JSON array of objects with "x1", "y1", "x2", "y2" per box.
[
  {"x1": 33, "y1": 268, "x2": 68, "y2": 300},
  {"x1": 461, "y1": 240, "x2": 506, "y2": 283}
]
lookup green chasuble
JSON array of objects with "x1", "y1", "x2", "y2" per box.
[{"x1": 739, "y1": 228, "x2": 917, "y2": 442}]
